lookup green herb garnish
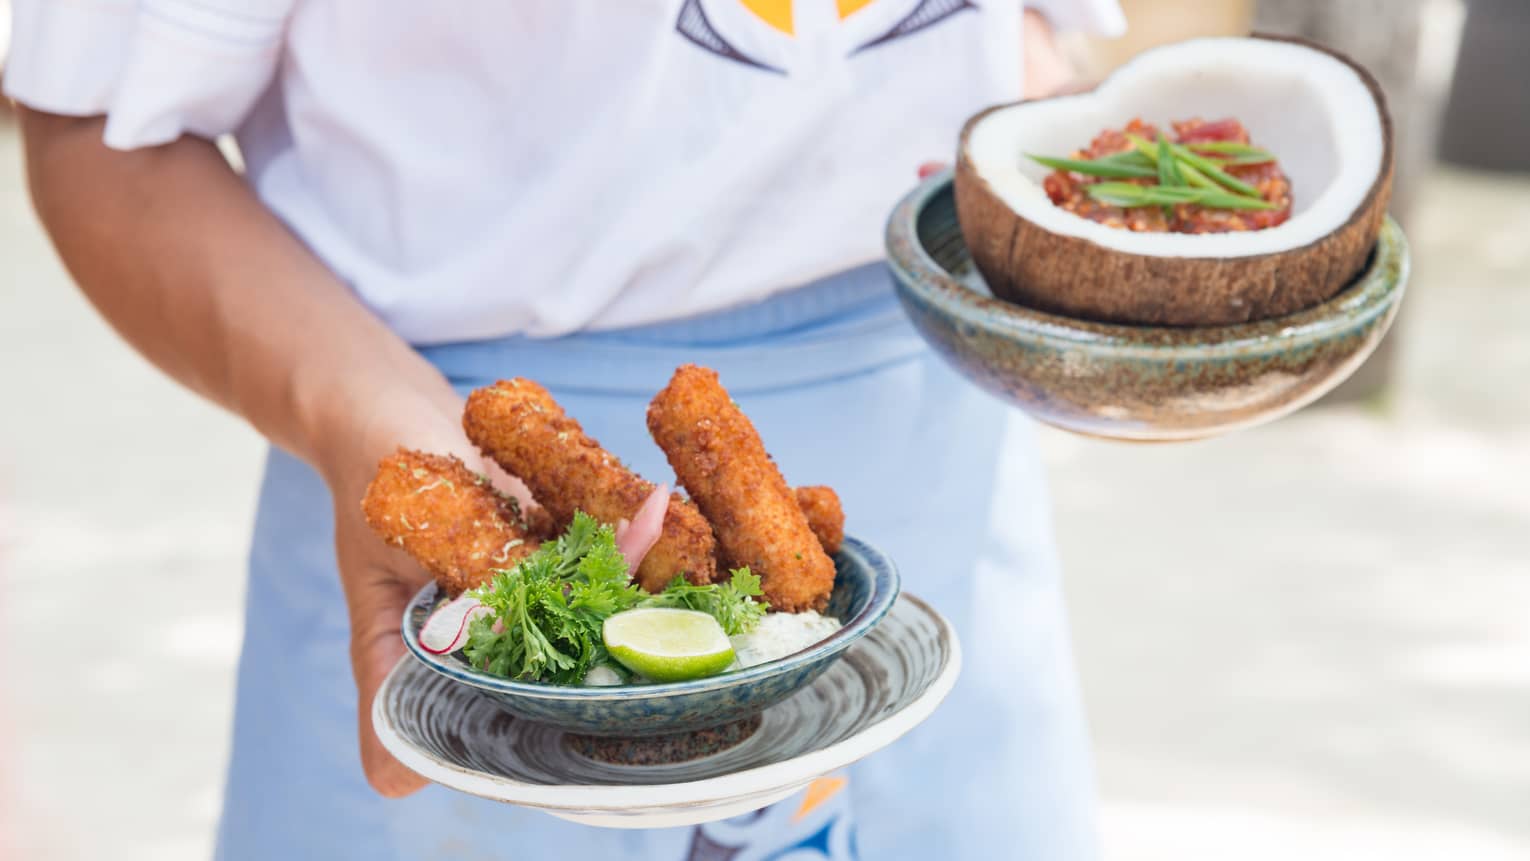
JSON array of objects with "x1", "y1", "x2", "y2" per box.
[
  {"x1": 1154, "y1": 136, "x2": 1181, "y2": 185},
  {"x1": 1025, "y1": 153, "x2": 1156, "y2": 179},
  {"x1": 1085, "y1": 182, "x2": 1276, "y2": 210},
  {"x1": 1031, "y1": 131, "x2": 1278, "y2": 214},
  {"x1": 1123, "y1": 134, "x2": 1261, "y2": 198},
  {"x1": 463, "y1": 512, "x2": 769, "y2": 684},
  {"x1": 1155, "y1": 135, "x2": 1184, "y2": 217},
  {"x1": 638, "y1": 569, "x2": 768, "y2": 636},
  {"x1": 1214, "y1": 154, "x2": 1278, "y2": 166},
  {"x1": 1168, "y1": 143, "x2": 1263, "y2": 198},
  {"x1": 1176, "y1": 159, "x2": 1221, "y2": 191},
  {"x1": 1181, "y1": 141, "x2": 1276, "y2": 162}
]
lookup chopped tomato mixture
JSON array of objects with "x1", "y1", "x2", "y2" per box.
[{"x1": 1042, "y1": 117, "x2": 1293, "y2": 233}]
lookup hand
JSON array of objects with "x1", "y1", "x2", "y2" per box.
[
  {"x1": 914, "y1": 11, "x2": 1088, "y2": 183},
  {"x1": 1022, "y1": 8, "x2": 1079, "y2": 100},
  {"x1": 314, "y1": 382, "x2": 530, "y2": 797}
]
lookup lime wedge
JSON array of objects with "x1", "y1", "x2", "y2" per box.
[{"x1": 603, "y1": 608, "x2": 735, "y2": 682}]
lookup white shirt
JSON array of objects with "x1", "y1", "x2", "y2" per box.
[{"x1": 5, "y1": 0, "x2": 1122, "y2": 343}]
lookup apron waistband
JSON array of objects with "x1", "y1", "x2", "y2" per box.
[{"x1": 418, "y1": 264, "x2": 928, "y2": 395}]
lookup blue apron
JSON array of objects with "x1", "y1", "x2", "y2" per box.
[{"x1": 215, "y1": 266, "x2": 1096, "y2": 860}]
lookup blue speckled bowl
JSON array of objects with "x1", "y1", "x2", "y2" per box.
[
  {"x1": 401, "y1": 535, "x2": 899, "y2": 737},
  {"x1": 886, "y1": 171, "x2": 1409, "y2": 441}
]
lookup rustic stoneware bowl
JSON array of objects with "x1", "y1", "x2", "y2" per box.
[
  {"x1": 400, "y1": 535, "x2": 898, "y2": 738},
  {"x1": 886, "y1": 171, "x2": 1409, "y2": 441}
]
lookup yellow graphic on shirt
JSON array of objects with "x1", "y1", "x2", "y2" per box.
[
  {"x1": 793, "y1": 775, "x2": 848, "y2": 821},
  {"x1": 677, "y1": 0, "x2": 973, "y2": 74},
  {"x1": 741, "y1": 0, "x2": 881, "y2": 35},
  {"x1": 740, "y1": 0, "x2": 794, "y2": 34},
  {"x1": 837, "y1": 0, "x2": 877, "y2": 18}
]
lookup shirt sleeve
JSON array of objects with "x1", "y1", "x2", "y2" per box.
[
  {"x1": 1026, "y1": 0, "x2": 1127, "y2": 37},
  {"x1": 3, "y1": 0, "x2": 293, "y2": 150}
]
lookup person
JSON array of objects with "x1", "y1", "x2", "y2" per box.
[{"x1": 6, "y1": 1, "x2": 1123, "y2": 857}]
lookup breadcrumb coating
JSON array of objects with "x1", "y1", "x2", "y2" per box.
[
  {"x1": 361, "y1": 449, "x2": 540, "y2": 596},
  {"x1": 463, "y1": 378, "x2": 718, "y2": 592},
  {"x1": 795, "y1": 485, "x2": 844, "y2": 556},
  {"x1": 647, "y1": 365, "x2": 835, "y2": 612}
]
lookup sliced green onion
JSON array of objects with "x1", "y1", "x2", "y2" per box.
[
  {"x1": 1025, "y1": 153, "x2": 1157, "y2": 179},
  {"x1": 1094, "y1": 150, "x2": 1157, "y2": 169},
  {"x1": 1213, "y1": 154, "x2": 1277, "y2": 166},
  {"x1": 1086, "y1": 182, "x2": 1201, "y2": 208},
  {"x1": 1171, "y1": 144, "x2": 1262, "y2": 198},
  {"x1": 1032, "y1": 131, "x2": 1282, "y2": 214},
  {"x1": 1124, "y1": 132, "x2": 1160, "y2": 162},
  {"x1": 1186, "y1": 191, "x2": 1277, "y2": 210},
  {"x1": 1085, "y1": 182, "x2": 1276, "y2": 210},
  {"x1": 1155, "y1": 136, "x2": 1184, "y2": 217},
  {"x1": 1177, "y1": 160, "x2": 1220, "y2": 190},
  {"x1": 1156, "y1": 136, "x2": 1185, "y2": 186},
  {"x1": 1181, "y1": 141, "x2": 1271, "y2": 156},
  {"x1": 1126, "y1": 133, "x2": 1267, "y2": 198}
]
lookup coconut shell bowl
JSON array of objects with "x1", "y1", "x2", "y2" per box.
[
  {"x1": 888, "y1": 36, "x2": 1410, "y2": 441},
  {"x1": 373, "y1": 536, "x2": 964, "y2": 828}
]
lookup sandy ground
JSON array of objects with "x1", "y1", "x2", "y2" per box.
[{"x1": 0, "y1": 112, "x2": 1525, "y2": 860}]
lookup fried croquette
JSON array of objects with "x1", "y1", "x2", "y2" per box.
[
  {"x1": 361, "y1": 449, "x2": 540, "y2": 596},
  {"x1": 647, "y1": 365, "x2": 836, "y2": 612},
  {"x1": 462, "y1": 378, "x2": 718, "y2": 591},
  {"x1": 794, "y1": 485, "x2": 844, "y2": 555}
]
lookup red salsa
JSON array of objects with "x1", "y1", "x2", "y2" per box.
[{"x1": 1042, "y1": 117, "x2": 1293, "y2": 233}]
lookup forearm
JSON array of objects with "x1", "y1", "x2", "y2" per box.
[{"x1": 18, "y1": 109, "x2": 455, "y2": 469}]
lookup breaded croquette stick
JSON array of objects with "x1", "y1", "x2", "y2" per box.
[
  {"x1": 794, "y1": 486, "x2": 844, "y2": 555},
  {"x1": 463, "y1": 378, "x2": 718, "y2": 591},
  {"x1": 518, "y1": 496, "x2": 558, "y2": 540},
  {"x1": 361, "y1": 449, "x2": 540, "y2": 596},
  {"x1": 647, "y1": 365, "x2": 836, "y2": 612}
]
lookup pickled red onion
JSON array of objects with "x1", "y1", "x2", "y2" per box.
[{"x1": 615, "y1": 483, "x2": 669, "y2": 574}]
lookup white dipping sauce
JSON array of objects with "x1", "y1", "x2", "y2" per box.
[
  {"x1": 582, "y1": 664, "x2": 627, "y2": 687},
  {"x1": 580, "y1": 611, "x2": 842, "y2": 686},
  {"x1": 731, "y1": 611, "x2": 842, "y2": 669}
]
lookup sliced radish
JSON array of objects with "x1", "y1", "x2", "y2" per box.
[
  {"x1": 419, "y1": 592, "x2": 492, "y2": 655},
  {"x1": 614, "y1": 483, "x2": 669, "y2": 574}
]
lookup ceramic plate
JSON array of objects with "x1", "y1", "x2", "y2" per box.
[{"x1": 373, "y1": 593, "x2": 960, "y2": 829}]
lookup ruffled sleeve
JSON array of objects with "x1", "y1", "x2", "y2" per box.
[
  {"x1": 1027, "y1": 0, "x2": 1127, "y2": 37},
  {"x1": 3, "y1": 0, "x2": 293, "y2": 150}
]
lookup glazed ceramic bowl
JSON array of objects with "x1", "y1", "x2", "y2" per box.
[
  {"x1": 401, "y1": 535, "x2": 899, "y2": 737},
  {"x1": 886, "y1": 170, "x2": 1409, "y2": 441},
  {"x1": 375, "y1": 591, "x2": 959, "y2": 828}
]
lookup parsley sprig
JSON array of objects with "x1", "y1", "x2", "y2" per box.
[
  {"x1": 638, "y1": 569, "x2": 767, "y2": 636},
  {"x1": 461, "y1": 511, "x2": 769, "y2": 684}
]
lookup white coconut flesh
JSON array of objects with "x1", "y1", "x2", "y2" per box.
[{"x1": 966, "y1": 37, "x2": 1385, "y2": 258}]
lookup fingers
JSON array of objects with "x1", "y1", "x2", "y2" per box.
[
  {"x1": 338, "y1": 531, "x2": 432, "y2": 798},
  {"x1": 341, "y1": 568, "x2": 425, "y2": 801},
  {"x1": 1052, "y1": 77, "x2": 1098, "y2": 97},
  {"x1": 1021, "y1": 7, "x2": 1075, "y2": 99},
  {"x1": 351, "y1": 621, "x2": 429, "y2": 798}
]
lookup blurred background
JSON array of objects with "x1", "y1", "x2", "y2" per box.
[{"x1": 1, "y1": 0, "x2": 1526, "y2": 859}]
